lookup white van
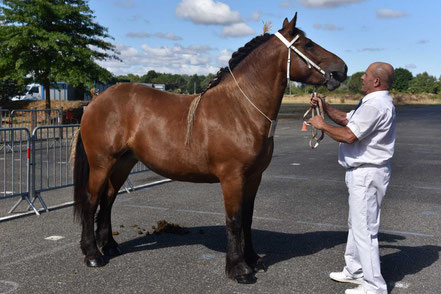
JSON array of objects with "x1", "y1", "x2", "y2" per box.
[{"x1": 12, "y1": 82, "x2": 69, "y2": 101}]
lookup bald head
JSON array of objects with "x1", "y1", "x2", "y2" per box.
[
  {"x1": 361, "y1": 62, "x2": 395, "y2": 94},
  {"x1": 370, "y1": 62, "x2": 395, "y2": 90}
]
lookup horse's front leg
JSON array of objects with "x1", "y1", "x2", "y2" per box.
[
  {"x1": 221, "y1": 176, "x2": 256, "y2": 284},
  {"x1": 242, "y1": 174, "x2": 267, "y2": 273}
]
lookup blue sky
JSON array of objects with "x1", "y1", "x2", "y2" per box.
[{"x1": 89, "y1": 0, "x2": 441, "y2": 78}]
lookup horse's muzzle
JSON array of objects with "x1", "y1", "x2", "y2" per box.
[{"x1": 325, "y1": 63, "x2": 348, "y2": 91}]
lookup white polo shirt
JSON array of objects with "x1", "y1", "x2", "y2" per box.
[{"x1": 338, "y1": 90, "x2": 396, "y2": 169}]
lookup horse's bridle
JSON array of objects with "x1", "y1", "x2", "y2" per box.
[
  {"x1": 275, "y1": 32, "x2": 328, "y2": 149},
  {"x1": 274, "y1": 32, "x2": 333, "y2": 86},
  {"x1": 226, "y1": 32, "x2": 333, "y2": 140}
]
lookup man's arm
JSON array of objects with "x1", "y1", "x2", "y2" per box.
[
  {"x1": 308, "y1": 116, "x2": 357, "y2": 144},
  {"x1": 310, "y1": 96, "x2": 348, "y2": 126}
]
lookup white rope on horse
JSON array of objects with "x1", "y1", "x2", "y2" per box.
[
  {"x1": 274, "y1": 32, "x2": 329, "y2": 149},
  {"x1": 227, "y1": 66, "x2": 278, "y2": 138},
  {"x1": 303, "y1": 88, "x2": 325, "y2": 149}
]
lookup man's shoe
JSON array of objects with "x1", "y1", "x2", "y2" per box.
[{"x1": 329, "y1": 271, "x2": 363, "y2": 285}]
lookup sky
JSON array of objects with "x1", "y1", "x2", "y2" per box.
[{"x1": 89, "y1": 0, "x2": 441, "y2": 78}]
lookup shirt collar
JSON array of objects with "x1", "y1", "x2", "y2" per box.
[{"x1": 362, "y1": 90, "x2": 389, "y2": 103}]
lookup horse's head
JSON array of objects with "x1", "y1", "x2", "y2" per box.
[{"x1": 276, "y1": 13, "x2": 347, "y2": 90}]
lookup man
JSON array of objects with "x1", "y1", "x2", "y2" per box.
[{"x1": 308, "y1": 62, "x2": 396, "y2": 294}]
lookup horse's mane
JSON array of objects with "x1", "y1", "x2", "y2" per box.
[
  {"x1": 200, "y1": 33, "x2": 273, "y2": 96},
  {"x1": 186, "y1": 28, "x2": 305, "y2": 144},
  {"x1": 200, "y1": 28, "x2": 305, "y2": 96}
]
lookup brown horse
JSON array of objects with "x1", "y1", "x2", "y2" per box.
[{"x1": 72, "y1": 14, "x2": 347, "y2": 284}]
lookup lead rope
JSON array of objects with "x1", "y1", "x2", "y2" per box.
[{"x1": 303, "y1": 88, "x2": 325, "y2": 149}]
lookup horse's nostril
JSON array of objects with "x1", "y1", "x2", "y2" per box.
[{"x1": 332, "y1": 70, "x2": 347, "y2": 82}]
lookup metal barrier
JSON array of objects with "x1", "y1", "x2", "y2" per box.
[
  {"x1": 1, "y1": 109, "x2": 11, "y2": 128},
  {"x1": 0, "y1": 110, "x2": 12, "y2": 149},
  {"x1": 1, "y1": 123, "x2": 170, "y2": 217},
  {"x1": 31, "y1": 125, "x2": 80, "y2": 211},
  {"x1": 10, "y1": 109, "x2": 62, "y2": 132},
  {"x1": 0, "y1": 127, "x2": 41, "y2": 215}
]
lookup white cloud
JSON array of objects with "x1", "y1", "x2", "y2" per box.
[
  {"x1": 126, "y1": 32, "x2": 183, "y2": 41},
  {"x1": 127, "y1": 32, "x2": 151, "y2": 38},
  {"x1": 313, "y1": 23, "x2": 343, "y2": 31},
  {"x1": 97, "y1": 43, "x2": 222, "y2": 76},
  {"x1": 176, "y1": 0, "x2": 241, "y2": 25},
  {"x1": 360, "y1": 48, "x2": 384, "y2": 52},
  {"x1": 218, "y1": 49, "x2": 232, "y2": 64},
  {"x1": 251, "y1": 11, "x2": 262, "y2": 21},
  {"x1": 298, "y1": 0, "x2": 365, "y2": 8},
  {"x1": 222, "y1": 23, "x2": 255, "y2": 37},
  {"x1": 405, "y1": 64, "x2": 416, "y2": 70},
  {"x1": 279, "y1": 1, "x2": 293, "y2": 8},
  {"x1": 417, "y1": 40, "x2": 429, "y2": 44},
  {"x1": 114, "y1": 0, "x2": 135, "y2": 9},
  {"x1": 154, "y1": 32, "x2": 183, "y2": 41},
  {"x1": 376, "y1": 9, "x2": 409, "y2": 19}
]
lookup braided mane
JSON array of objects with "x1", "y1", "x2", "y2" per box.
[{"x1": 200, "y1": 33, "x2": 273, "y2": 96}]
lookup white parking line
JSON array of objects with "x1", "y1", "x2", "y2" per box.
[{"x1": 0, "y1": 280, "x2": 19, "y2": 294}]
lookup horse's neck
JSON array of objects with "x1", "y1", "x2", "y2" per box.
[{"x1": 226, "y1": 43, "x2": 286, "y2": 121}]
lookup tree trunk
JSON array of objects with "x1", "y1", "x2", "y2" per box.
[{"x1": 44, "y1": 81, "x2": 51, "y2": 109}]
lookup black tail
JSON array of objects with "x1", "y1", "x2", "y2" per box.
[{"x1": 73, "y1": 131, "x2": 89, "y2": 222}]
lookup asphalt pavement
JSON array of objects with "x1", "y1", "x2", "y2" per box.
[{"x1": 0, "y1": 105, "x2": 440, "y2": 294}]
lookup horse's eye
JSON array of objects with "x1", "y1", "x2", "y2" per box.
[{"x1": 305, "y1": 41, "x2": 314, "y2": 49}]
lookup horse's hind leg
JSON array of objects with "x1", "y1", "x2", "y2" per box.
[
  {"x1": 81, "y1": 165, "x2": 113, "y2": 267},
  {"x1": 96, "y1": 155, "x2": 138, "y2": 257},
  {"x1": 242, "y1": 174, "x2": 267, "y2": 273},
  {"x1": 221, "y1": 175, "x2": 256, "y2": 284}
]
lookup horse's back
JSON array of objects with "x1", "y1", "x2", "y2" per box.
[{"x1": 80, "y1": 83, "x2": 212, "y2": 178}]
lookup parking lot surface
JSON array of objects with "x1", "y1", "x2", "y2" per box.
[{"x1": 1, "y1": 105, "x2": 440, "y2": 294}]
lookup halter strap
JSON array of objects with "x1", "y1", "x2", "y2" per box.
[{"x1": 275, "y1": 32, "x2": 328, "y2": 82}]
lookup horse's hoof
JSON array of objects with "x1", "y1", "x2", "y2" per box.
[
  {"x1": 235, "y1": 273, "x2": 257, "y2": 284},
  {"x1": 85, "y1": 256, "x2": 106, "y2": 267},
  {"x1": 253, "y1": 260, "x2": 268, "y2": 273},
  {"x1": 103, "y1": 246, "x2": 122, "y2": 257}
]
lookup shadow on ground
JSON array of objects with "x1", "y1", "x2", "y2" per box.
[{"x1": 114, "y1": 226, "x2": 438, "y2": 289}]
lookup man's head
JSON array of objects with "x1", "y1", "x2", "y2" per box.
[{"x1": 361, "y1": 62, "x2": 395, "y2": 94}]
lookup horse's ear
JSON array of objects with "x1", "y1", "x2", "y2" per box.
[
  {"x1": 281, "y1": 13, "x2": 298, "y2": 35},
  {"x1": 292, "y1": 12, "x2": 298, "y2": 28},
  {"x1": 283, "y1": 18, "x2": 289, "y2": 28}
]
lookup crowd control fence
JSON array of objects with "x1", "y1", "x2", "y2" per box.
[{"x1": 1, "y1": 123, "x2": 163, "y2": 217}]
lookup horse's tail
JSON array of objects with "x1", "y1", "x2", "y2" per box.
[{"x1": 71, "y1": 130, "x2": 89, "y2": 222}]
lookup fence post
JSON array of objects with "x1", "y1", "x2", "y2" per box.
[
  {"x1": 31, "y1": 107, "x2": 37, "y2": 133},
  {"x1": 58, "y1": 107, "x2": 64, "y2": 139}
]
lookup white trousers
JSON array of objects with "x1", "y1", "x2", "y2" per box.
[{"x1": 342, "y1": 164, "x2": 391, "y2": 294}]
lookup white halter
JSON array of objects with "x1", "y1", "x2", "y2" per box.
[{"x1": 274, "y1": 32, "x2": 330, "y2": 85}]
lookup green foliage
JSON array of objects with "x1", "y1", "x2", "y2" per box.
[
  {"x1": 0, "y1": 0, "x2": 119, "y2": 108},
  {"x1": 0, "y1": 80, "x2": 25, "y2": 105},
  {"x1": 392, "y1": 68, "x2": 413, "y2": 92},
  {"x1": 347, "y1": 72, "x2": 364, "y2": 93},
  {"x1": 408, "y1": 72, "x2": 439, "y2": 94}
]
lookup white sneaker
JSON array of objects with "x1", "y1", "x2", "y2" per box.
[
  {"x1": 345, "y1": 285, "x2": 365, "y2": 294},
  {"x1": 329, "y1": 271, "x2": 363, "y2": 285}
]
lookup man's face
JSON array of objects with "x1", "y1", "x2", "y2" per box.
[{"x1": 361, "y1": 65, "x2": 376, "y2": 94}]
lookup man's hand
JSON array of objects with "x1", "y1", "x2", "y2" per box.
[
  {"x1": 308, "y1": 116, "x2": 327, "y2": 130},
  {"x1": 309, "y1": 93, "x2": 325, "y2": 108}
]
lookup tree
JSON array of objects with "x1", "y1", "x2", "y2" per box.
[
  {"x1": 186, "y1": 74, "x2": 203, "y2": 94},
  {"x1": 392, "y1": 68, "x2": 413, "y2": 92},
  {"x1": 0, "y1": 0, "x2": 119, "y2": 108},
  {"x1": 347, "y1": 72, "x2": 364, "y2": 93},
  {"x1": 409, "y1": 72, "x2": 438, "y2": 94},
  {"x1": 0, "y1": 80, "x2": 25, "y2": 106},
  {"x1": 142, "y1": 70, "x2": 159, "y2": 83}
]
